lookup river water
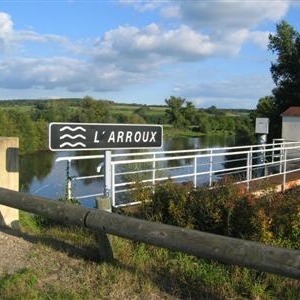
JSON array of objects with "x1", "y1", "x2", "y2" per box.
[{"x1": 20, "y1": 135, "x2": 236, "y2": 207}]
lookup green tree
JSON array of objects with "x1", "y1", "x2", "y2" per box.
[
  {"x1": 31, "y1": 100, "x2": 72, "y2": 122},
  {"x1": 184, "y1": 101, "x2": 198, "y2": 126},
  {"x1": 195, "y1": 110, "x2": 211, "y2": 133},
  {"x1": 165, "y1": 96, "x2": 188, "y2": 129},
  {"x1": 206, "y1": 105, "x2": 218, "y2": 115},
  {"x1": 128, "y1": 113, "x2": 146, "y2": 124},
  {"x1": 135, "y1": 105, "x2": 149, "y2": 120},
  {"x1": 78, "y1": 96, "x2": 112, "y2": 123},
  {"x1": 254, "y1": 96, "x2": 276, "y2": 118},
  {"x1": 0, "y1": 109, "x2": 17, "y2": 136},
  {"x1": 266, "y1": 20, "x2": 300, "y2": 137}
]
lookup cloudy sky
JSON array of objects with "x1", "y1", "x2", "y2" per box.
[{"x1": 0, "y1": 0, "x2": 299, "y2": 108}]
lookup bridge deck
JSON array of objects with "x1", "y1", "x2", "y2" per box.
[{"x1": 243, "y1": 170, "x2": 300, "y2": 195}]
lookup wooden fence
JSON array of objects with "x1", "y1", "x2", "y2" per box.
[{"x1": 0, "y1": 187, "x2": 299, "y2": 279}]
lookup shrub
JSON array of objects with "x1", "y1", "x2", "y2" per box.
[
  {"x1": 141, "y1": 179, "x2": 258, "y2": 239},
  {"x1": 137, "y1": 179, "x2": 300, "y2": 251}
]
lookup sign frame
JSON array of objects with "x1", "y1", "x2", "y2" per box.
[{"x1": 49, "y1": 122, "x2": 163, "y2": 151}]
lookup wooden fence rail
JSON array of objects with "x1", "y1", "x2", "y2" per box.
[{"x1": 0, "y1": 187, "x2": 299, "y2": 279}]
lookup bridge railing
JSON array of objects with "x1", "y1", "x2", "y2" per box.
[{"x1": 55, "y1": 140, "x2": 300, "y2": 207}]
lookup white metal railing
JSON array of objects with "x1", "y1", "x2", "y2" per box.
[{"x1": 55, "y1": 140, "x2": 300, "y2": 208}]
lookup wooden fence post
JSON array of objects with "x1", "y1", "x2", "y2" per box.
[{"x1": 0, "y1": 137, "x2": 19, "y2": 229}]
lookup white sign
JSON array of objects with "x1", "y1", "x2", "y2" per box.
[{"x1": 255, "y1": 118, "x2": 269, "y2": 134}]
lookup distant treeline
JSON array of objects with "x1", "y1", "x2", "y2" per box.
[{"x1": 0, "y1": 96, "x2": 254, "y2": 154}]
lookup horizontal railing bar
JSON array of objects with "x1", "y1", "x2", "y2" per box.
[
  {"x1": 56, "y1": 154, "x2": 104, "y2": 162},
  {"x1": 73, "y1": 174, "x2": 104, "y2": 181},
  {"x1": 75, "y1": 192, "x2": 104, "y2": 200},
  {"x1": 115, "y1": 164, "x2": 194, "y2": 177},
  {"x1": 54, "y1": 141, "x2": 300, "y2": 164}
]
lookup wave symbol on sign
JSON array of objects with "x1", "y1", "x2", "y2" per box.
[{"x1": 59, "y1": 126, "x2": 87, "y2": 148}]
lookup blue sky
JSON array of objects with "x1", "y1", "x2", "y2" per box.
[{"x1": 0, "y1": 0, "x2": 299, "y2": 108}]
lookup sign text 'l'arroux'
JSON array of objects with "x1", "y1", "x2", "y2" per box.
[
  {"x1": 94, "y1": 130, "x2": 158, "y2": 144},
  {"x1": 49, "y1": 123, "x2": 163, "y2": 151}
]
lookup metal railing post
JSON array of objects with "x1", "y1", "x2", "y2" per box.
[
  {"x1": 66, "y1": 160, "x2": 72, "y2": 201},
  {"x1": 283, "y1": 148, "x2": 287, "y2": 191},
  {"x1": 96, "y1": 151, "x2": 113, "y2": 212},
  {"x1": 246, "y1": 151, "x2": 251, "y2": 191},
  {"x1": 152, "y1": 153, "x2": 156, "y2": 191},
  {"x1": 280, "y1": 143, "x2": 284, "y2": 173},
  {"x1": 111, "y1": 163, "x2": 116, "y2": 207},
  {"x1": 209, "y1": 150, "x2": 213, "y2": 187},
  {"x1": 193, "y1": 156, "x2": 197, "y2": 188}
]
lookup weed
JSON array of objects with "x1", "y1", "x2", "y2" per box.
[{"x1": 0, "y1": 268, "x2": 38, "y2": 299}]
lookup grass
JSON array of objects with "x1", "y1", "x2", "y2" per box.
[{"x1": 1, "y1": 185, "x2": 300, "y2": 299}]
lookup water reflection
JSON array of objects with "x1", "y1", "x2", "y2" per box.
[
  {"x1": 20, "y1": 151, "x2": 55, "y2": 192},
  {"x1": 73, "y1": 151, "x2": 105, "y2": 184}
]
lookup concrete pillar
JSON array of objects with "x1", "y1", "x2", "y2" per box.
[{"x1": 0, "y1": 137, "x2": 19, "y2": 229}]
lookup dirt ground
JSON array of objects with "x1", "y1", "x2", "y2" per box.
[
  {"x1": 0, "y1": 227, "x2": 35, "y2": 274},
  {"x1": 0, "y1": 226, "x2": 89, "y2": 277}
]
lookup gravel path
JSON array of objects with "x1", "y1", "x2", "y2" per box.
[{"x1": 0, "y1": 227, "x2": 35, "y2": 274}]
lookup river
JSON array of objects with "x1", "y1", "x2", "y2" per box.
[{"x1": 20, "y1": 135, "x2": 236, "y2": 207}]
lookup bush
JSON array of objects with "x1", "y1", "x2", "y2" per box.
[
  {"x1": 139, "y1": 179, "x2": 300, "y2": 249},
  {"x1": 141, "y1": 180, "x2": 257, "y2": 239}
]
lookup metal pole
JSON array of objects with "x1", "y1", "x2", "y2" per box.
[
  {"x1": 283, "y1": 148, "x2": 287, "y2": 191},
  {"x1": 209, "y1": 150, "x2": 213, "y2": 187},
  {"x1": 246, "y1": 152, "x2": 251, "y2": 191},
  {"x1": 257, "y1": 134, "x2": 267, "y2": 177},
  {"x1": 104, "y1": 150, "x2": 112, "y2": 197},
  {"x1": 152, "y1": 153, "x2": 156, "y2": 192},
  {"x1": 95, "y1": 150, "x2": 112, "y2": 212},
  {"x1": 66, "y1": 160, "x2": 72, "y2": 201},
  {"x1": 193, "y1": 156, "x2": 197, "y2": 188}
]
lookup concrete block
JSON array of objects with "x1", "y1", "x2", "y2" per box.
[{"x1": 0, "y1": 137, "x2": 19, "y2": 229}]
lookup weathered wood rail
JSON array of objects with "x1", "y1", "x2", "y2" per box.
[{"x1": 0, "y1": 187, "x2": 300, "y2": 279}]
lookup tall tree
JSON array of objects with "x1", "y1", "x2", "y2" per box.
[
  {"x1": 165, "y1": 96, "x2": 188, "y2": 129},
  {"x1": 78, "y1": 96, "x2": 112, "y2": 123},
  {"x1": 269, "y1": 21, "x2": 300, "y2": 110},
  {"x1": 184, "y1": 101, "x2": 198, "y2": 126},
  {"x1": 267, "y1": 21, "x2": 300, "y2": 137}
]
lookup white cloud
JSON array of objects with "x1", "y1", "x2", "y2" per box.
[
  {"x1": 248, "y1": 31, "x2": 271, "y2": 50},
  {"x1": 0, "y1": 12, "x2": 12, "y2": 37},
  {"x1": 120, "y1": 0, "x2": 290, "y2": 56},
  {"x1": 177, "y1": 0, "x2": 289, "y2": 30},
  {"x1": 173, "y1": 74, "x2": 275, "y2": 108},
  {"x1": 92, "y1": 23, "x2": 216, "y2": 72},
  {"x1": 0, "y1": 12, "x2": 14, "y2": 51},
  {"x1": 118, "y1": 0, "x2": 164, "y2": 12}
]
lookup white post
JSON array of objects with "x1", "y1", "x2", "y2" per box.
[
  {"x1": 193, "y1": 156, "x2": 197, "y2": 188},
  {"x1": 104, "y1": 150, "x2": 112, "y2": 197},
  {"x1": 66, "y1": 160, "x2": 72, "y2": 201},
  {"x1": 95, "y1": 150, "x2": 112, "y2": 212},
  {"x1": 257, "y1": 134, "x2": 267, "y2": 177},
  {"x1": 152, "y1": 153, "x2": 156, "y2": 192},
  {"x1": 283, "y1": 148, "x2": 287, "y2": 191},
  {"x1": 209, "y1": 150, "x2": 213, "y2": 187}
]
